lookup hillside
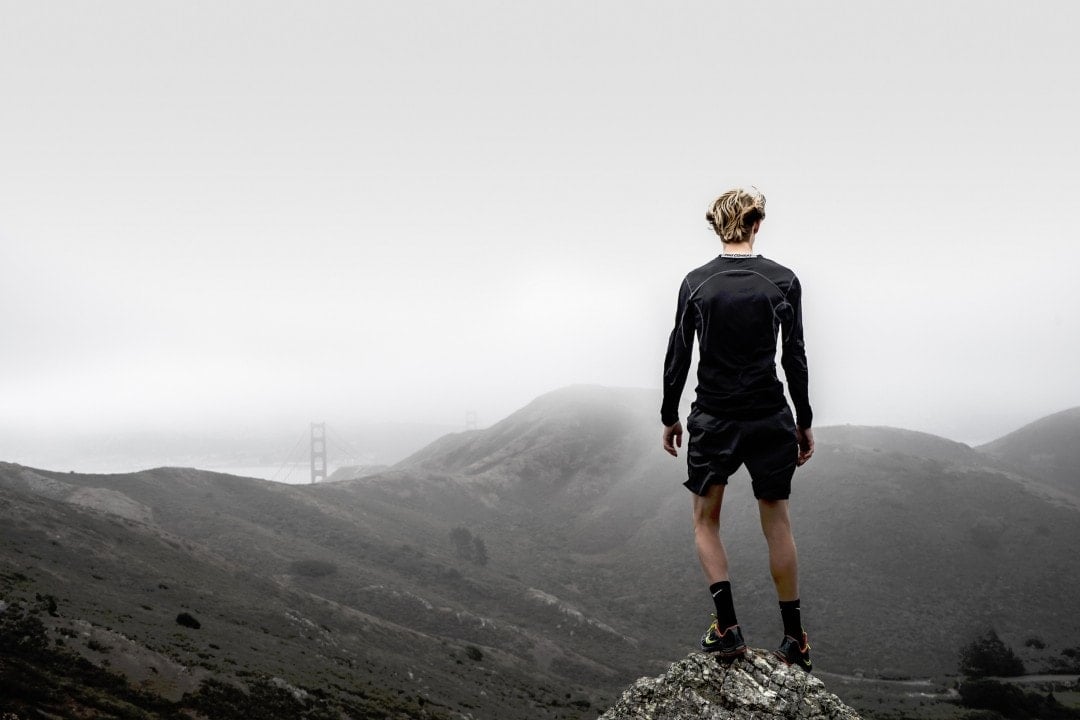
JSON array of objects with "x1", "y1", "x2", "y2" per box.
[
  {"x1": 978, "y1": 406, "x2": 1080, "y2": 497},
  {"x1": 4, "y1": 386, "x2": 1080, "y2": 718},
  {"x1": 394, "y1": 385, "x2": 674, "y2": 552},
  {"x1": 382, "y1": 387, "x2": 1080, "y2": 677},
  {"x1": 0, "y1": 462, "x2": 612, "y2": 719}
]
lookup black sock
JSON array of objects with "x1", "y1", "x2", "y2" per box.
[
  {"x1": 709, "y1": 581, "x2": 738, "y2": 629},
  {"x1": 779, "y1": 599, "x2": 802, "y2": 639}
]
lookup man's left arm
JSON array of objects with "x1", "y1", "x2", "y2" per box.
[{"x1": 781, "y1": 275, "x2": 813, "y2": 432}]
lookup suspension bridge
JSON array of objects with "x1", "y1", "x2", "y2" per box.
[
  {"x1": 268, "y1": 422, "x2": 369, "y2": 484},
  {"x1": 269, "y1": 413, "x2": 480, "y2": 484}
]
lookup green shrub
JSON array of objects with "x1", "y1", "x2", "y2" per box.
[
  {"x1": 0, "y1": 602, "x2": 49, "y2": 657},
  {"x1": 34, "y1": 593, "x2": 59, "y2": 617},
  {"x1": 86, "y1": 639, "x2": 111, "y2": 653},
  {"x1": 176, "y1": 612, "x2": 201, "y2": 630},
  {"x1": 959, "y1": 630, "x2": 1025, "y2": 677}
]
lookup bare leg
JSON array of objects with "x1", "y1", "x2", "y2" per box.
[
  {"x1": 758, "y1": 498, "x2": 799, "y2": 601},
  {"x1": 692, "y1": 484, "x2": 729, "y2": 583}
]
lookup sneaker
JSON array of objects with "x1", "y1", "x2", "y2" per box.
[
  {"x1": 775, "y1": 632, "x2": 812, "y2": 672},
  {"x1": 700, "y1": 616, "x2": 746, "y2": 659}
]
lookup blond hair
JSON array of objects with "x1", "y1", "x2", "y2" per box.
[{"x1": 706, "y1": 187, "x2": 766, "y2": 243}]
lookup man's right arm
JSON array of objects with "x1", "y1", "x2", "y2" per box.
[
  {"x1": 661, "y1": 278, "x2": 695, "y2": 428},
  {"x1": 796, "y1": 426, "x2": 815, "y2": 466}
]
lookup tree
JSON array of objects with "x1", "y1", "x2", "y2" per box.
[
  {"x1": 959, "y1": 629, "x2": 1025, "y2": 677},
  {"x1": 449, "y1": 527, "x2": 473, "y2": 561},
  {"x1": 449, "y1": 527, "x2": 489, "y2": 566}
]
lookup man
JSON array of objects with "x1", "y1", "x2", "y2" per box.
[{"x1": 661, "y1": 187, "x2": 815, "y2": 671}]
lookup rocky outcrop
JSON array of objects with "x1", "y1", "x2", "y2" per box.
[{"x1": 599, "y1": 649, "x2": 860, "y2": 720}]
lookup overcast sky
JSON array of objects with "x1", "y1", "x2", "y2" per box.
[{"x1": 2, "y1": 1, "x2": 1079, "y2": 455}]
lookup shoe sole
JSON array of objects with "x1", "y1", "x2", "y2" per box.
[
  {"x1": 701, "y1": 641, "x2": 746, "y2": 656},
  {"x1": 713, "y1": 648, "x2": 746, "y2": 666},
  {"x1": 701, "y1": 644, "x2": 746, "y2": 657},
  {"x1": 773, "y1": 651, "x2": 812, "y2": 672}
]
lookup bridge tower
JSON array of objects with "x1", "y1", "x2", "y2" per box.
[{"x1": 310, "y1": 422, "x2": 327, "y2": 484}]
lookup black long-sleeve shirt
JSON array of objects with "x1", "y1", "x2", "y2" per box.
[{"x1": 661, "y1": 254, "x2": 812, "y2": 429}]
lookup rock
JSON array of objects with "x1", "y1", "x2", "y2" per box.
[{"x1": 599, "y1": 649, "x2": 861, "y2": 720}]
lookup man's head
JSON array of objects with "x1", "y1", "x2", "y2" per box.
[{"x1": 706, "y1": 187, "x2": 766, "y2": 244}]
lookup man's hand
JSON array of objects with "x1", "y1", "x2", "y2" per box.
[
  {"x1": 796, "y1": 426, "x2": 815, "y2": 466},
  {"x1": 662, "y1": 422, "x2": 683, "y2": 457}
]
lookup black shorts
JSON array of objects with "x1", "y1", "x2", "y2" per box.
[{"x1": 684, "y1": 405, "x2": 798, "y2": 500}]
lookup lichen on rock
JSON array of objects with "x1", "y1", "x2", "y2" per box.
[{"x1": 599, "y1": 649, "x2": 861, "y2": 720}]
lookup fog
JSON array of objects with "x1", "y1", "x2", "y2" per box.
[{"x1": 3, "y1": 2, "x2": 1079, "y2": 475}]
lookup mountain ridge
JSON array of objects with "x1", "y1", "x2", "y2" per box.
[{"x1": 3, "y1": 386, "x2": 1080, "y2": 719}]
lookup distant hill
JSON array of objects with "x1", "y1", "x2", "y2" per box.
[
  {"x1": 395, "y1": 385, "x2": 673, "y2": 551},
  {"x1": 978, "y1": 406, "x2": 1080, "y2": 497},
  {"x1": 3, "y1": 386, "x2": 1080, "y2": 718},
  {"x1": 325, "y1": 464, "x2": 389, "y2": 482},
  {"x1": 391, "y1": 386, "x2": 1080, "y2": 676},
  {"x1": 813, "y1": 424, "x2": 980, "y2": 465},
  {"x1": 0, "y1": 420, "x2": 456, "y2": 479}
]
